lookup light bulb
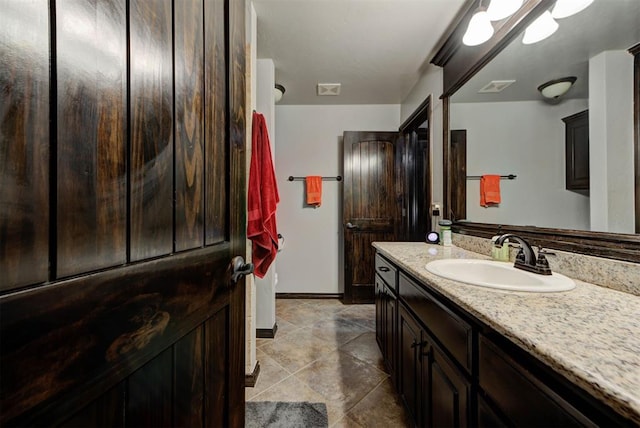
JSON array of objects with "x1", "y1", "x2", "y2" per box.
[
  {"x1": 462, "y1": 8, "x2": 495, "y2": 47},
  {"x1": 522, "y1": 11, "x2": 558, "y2": 45},
  {"x1": 486, "y1": 0, "x2": 524, "y2": 21},
  {"x1": 552, "y1": 0, "x2": 594, "y2": 19}
]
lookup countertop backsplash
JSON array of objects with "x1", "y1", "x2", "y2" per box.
[{"x1": 452, "y1": 233, "x2": 640, "y2": 297}]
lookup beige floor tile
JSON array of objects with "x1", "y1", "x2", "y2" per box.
[
  {"x1": 309, "y1": 317, "x2": 370, "y2": 347},
  {"x1": 339, "y1": 332, "x2": 386, "y2": 372},
  {"x1": 245, "y1": 350, "x2": 292, "y2": 401},
  {"x1": 345, "y1": 378, "x2": 410, "y2": 428},
  {"x1": 305, "y1": 298, "x2": 349, "y2": 314},
  {"x1": 331, "y1": 414, "x2": 365, "y2": 428},
  {"x1": 249, "y1": 375, "x2": 346, "y2": 425},
  {"x1": 274, "y1": 316, "x2": 300, "y2": 337},
  {"x1": 334, "y1": 305, "x2": 376, "y2": 331},
  {"x1": 277, "y1": 304, "x2": 329, "y2": 328},
  {"x1": 294, "y1": 350, "x2": 388, "y2": 414},
  {"x1": 275, "y1": 298, "x2": 303, "y2": 313},
  {"x1": 260, "y1": 327, "x2": 338, "y2": 373}
]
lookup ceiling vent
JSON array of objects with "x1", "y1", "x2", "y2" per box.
[
  {"x1": 317, "y1": 83, "x2": 341, "y2": 96},
  {"x1": 478, "y1": 80, "x2": 516, "y2": 93}
]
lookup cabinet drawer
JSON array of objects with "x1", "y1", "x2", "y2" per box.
[
  {"x1": 399, "y1": 272, "x2": 473, "y2": 374},
  {"x1": 479, "y1": 335, "x2": 596, "y2": 427},
  {"x1": 375, "y1": 254, "x2": 397, "y2": 292}
]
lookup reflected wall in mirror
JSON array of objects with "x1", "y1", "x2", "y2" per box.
[{"x1": 449, "y1": 0, "x2": 639, "y2": 234}]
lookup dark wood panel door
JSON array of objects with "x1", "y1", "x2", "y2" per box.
[
  {"x1": 129, "y1": 0, "x2": 174, "y2": 261},
  {"x1": 56, "y1": 0, "x2": 127, "y2": 278},
  {"x1": 343, "y1": 131, "x2": 401, "y2": 303},
  {"x1": 0, "y1": 0, "x2": 50, "y2": 291},
  {"x1": 204, "y1": 0, "x2": 228, "y2": 246},
  {"x1": 175, "y1": 0, "x2": 205, "y2": 252},
  {"x1": 450, "y1": 129, "x2": 467, "y2": 222}
]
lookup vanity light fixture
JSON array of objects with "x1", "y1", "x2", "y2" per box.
[
  {"x1": 522, "y1": 10, "x2": 558, "y2": 45},
  {"x1": 274, "y1": 84, "x2": 285, "y2": 103},
  {"x1": 462, "y1": 4, "x2": 494, "y2": 46},
  {"x1": 486, "y1": 0, "x2": 524, "y2": 21},
  {"x1": 537, "y1": 76, "x2": 577, "y2": 99},
  {"x1": 552, "y1": 0, "x2": 594, "y2": 19}
]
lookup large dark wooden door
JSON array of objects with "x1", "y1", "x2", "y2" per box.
[
  {"x1": 343, "y1": 131, "x2": 401, "y2": 303},
  {"x1": 0, "y1": 0, "x2": 247, "y2": 426}
]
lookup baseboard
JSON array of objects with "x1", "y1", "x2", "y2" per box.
[
  {"x1": 245, "y1": 361, "x2": 261, "y2": 388},
  {"x1": 276, "y1": 293, "x2": 344, "y2": 299},
  {"x1": 256, "y1": 322, "x2": 278, "y2": 339}
]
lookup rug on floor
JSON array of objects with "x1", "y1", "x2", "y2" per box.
[{"x1": 246, "y1": 401, "x2": 328, "y2": 428}]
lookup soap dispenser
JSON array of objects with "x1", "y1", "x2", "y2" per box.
[{"x1": 491, "y1": 235, "x2": 509, "y2": 261}]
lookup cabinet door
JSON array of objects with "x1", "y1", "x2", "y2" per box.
[
  {"x1": 384, "y1": 284, "x2": 397, "y2": 382},
  {"x1": 563, "y1": 110, "x2": 589, "y2": 192},
  {"x1": 398, "y1": 305, "x2": 424, "y2": 426},
  {"x1": 429, "y1": 345, "x2": 471, "y2": 428}
]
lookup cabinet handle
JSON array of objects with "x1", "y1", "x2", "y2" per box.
[
  {"x1": 411, "y1": 340, "x2": 427, "y2": 349},
  {"x1": 378, "y1": 266, "x2": 390, "y2": 272}
]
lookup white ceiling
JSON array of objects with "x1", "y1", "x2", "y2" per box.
[{"x1": 253, "y1": 0, "x2": 467, "y2": 105}]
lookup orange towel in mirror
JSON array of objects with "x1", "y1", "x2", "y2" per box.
[
  {"x1": 306, "y1": 176, "x2": 322, "y2": 207},
  {"x1": 480, "y1": 175, "x2": 501, "y2": 207}
]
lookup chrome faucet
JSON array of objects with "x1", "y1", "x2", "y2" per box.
[{"x1": 494, "y1": 234, "x2": 552, "y2": 275}]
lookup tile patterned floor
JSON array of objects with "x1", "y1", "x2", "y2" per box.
[{"x1": 246, "y1": 298, "x2": 410, "y2": 427}]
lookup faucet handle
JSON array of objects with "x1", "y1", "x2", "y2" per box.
[{"x1": 537, "y1": 246, "x2": 556, "y2": 256}]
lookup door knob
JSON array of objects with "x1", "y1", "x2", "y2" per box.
[
  {"x1": 345, "y1": 222, "x2": 359, "y2": 230},
  {"x1": 230, "y1": 256, "x2": 254, "y2": 283}
]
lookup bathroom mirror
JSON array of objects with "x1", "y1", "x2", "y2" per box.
[{"x1": 434, "y1": 0, "x2": 640, "y2": 262}]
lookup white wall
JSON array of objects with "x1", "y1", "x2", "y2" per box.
[
  {"x1": 400, "y1": 64, "x2": 445, "y2": 210},
  {"x1": 255, "y1": 59, "x2": 277, "y2": 331},
  {"x1": 589, "y1": 50, "x2": 635, "y2": 233},
  {"x1": 450, "y1": 99, "x2": 590, "y2": 230},
  {"x1": 274, "y1": 105, "x2": 400, "y2": 294}
]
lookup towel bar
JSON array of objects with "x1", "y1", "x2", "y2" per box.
[{"x1": 288, "y1": 176, "x2": 342, "y2": 182}]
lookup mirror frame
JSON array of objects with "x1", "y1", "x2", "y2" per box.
[{"x1": 432, "y1": 0, "x2": 640, "y2": 263}]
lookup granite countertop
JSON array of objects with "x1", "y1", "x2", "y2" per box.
[{"x1": 373, "y1": 242, "x2": 640, "y2": 425}]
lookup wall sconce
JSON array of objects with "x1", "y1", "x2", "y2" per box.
[
  {"x1": 552, "y1": 0, "x2": 594, "y2": 19},
  {"x1": 487, "y1": 0, "x2": 524, "y2": 21},
  {"x1": 537, "y1": 76, "x2": 577, "y2": 99},
  {"x1": 462, "y1": 4, "x2": 494, "y2": 46},
  {"x1": 274, "y1": 84, "x2": 285, "y2": 103}
]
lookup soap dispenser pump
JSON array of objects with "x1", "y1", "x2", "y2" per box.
[{"x1": 491, "y1": 235, "x2": 509, "y2": 261}]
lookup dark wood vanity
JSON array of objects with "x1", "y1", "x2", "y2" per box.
[{"x1": 374, "y1": 251, "x2": 634, "y2": 427}]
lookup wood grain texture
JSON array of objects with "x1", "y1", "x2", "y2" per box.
[
  {"x1": 174, "y1": 326, "x2": 204, "y2": 427},
  {"x1": 129, "y1": 0, "x2": 174, "y2": 261},
  {"x1": 450, "y1": 129, "x2": 467, "y2": 222},
  {"x1": 60, "y1": 382, "x2": 125, "y2": 428},
  {"x1": 228, "y1": 0, "x2": 247, "y2": 425},
  {"x1": 127, "y1": 347, "x2": 173, "y2": 427},
  {"x1": 633, "y1": 47, "x2": 639, "y2": 233},
  {"x1": 204, "y1": 0, "x2": 228, "y2": 245},
  {"x1": 175, "y1": 0, "x2": 205, "y2": 252},
  {"x1": 0, "y1": 0, "x2": 50, "y2": 291},
  {"x1": 343, "y1": 132, "x2": 401, "y2": 303},
  {"x1": 0, "y1": 246, "x2": 231, "y2": 425},
  {"x1": 56, "y1": 0, "x2": 127, "y2": 278},
  {"x1": 204, "y1": 308, "x2": 228, "y2": 428}
]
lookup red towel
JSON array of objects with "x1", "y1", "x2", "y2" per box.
[
  {"x1": 248, "y1": 112, "x2": 280, "y2": 278},
  {"x1": 480, "y1": 175, "x2": 501, "y2": 207},
  {"x1": 306, "y1": 176, "x2": 322, "y2": 207}
]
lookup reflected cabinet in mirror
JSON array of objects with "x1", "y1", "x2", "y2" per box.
[{"x1": 434, "y1": 0, "x2": 640, "y2": 262}]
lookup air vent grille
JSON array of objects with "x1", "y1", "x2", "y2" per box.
[
  {"x1": 317, "y1": 83, "x2": 341, "y2": 96},
  {"x1": 478, "y1": 80, "x2": 516, "y2": 93}
]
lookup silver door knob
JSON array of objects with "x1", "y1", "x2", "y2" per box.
[
  {"x1": 345, "y1": 222, "x2": 359, "y2": 230},
  {"x1": 230, "y1": 256, "x2": 254, "y2": 283}
]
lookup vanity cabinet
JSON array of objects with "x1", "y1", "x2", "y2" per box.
[
  {"x1": 374, "y1": 250, "x2": 633, "y2": 428},
  {"x1": 375, "y1": 254, "x2": 398, "y2": 383},
  {"x1": 398, "y1": 271, "x2": 472, "y2": 427},
  {"x1": 563, "y1": 110, "x2": 589, "y2": 192}
]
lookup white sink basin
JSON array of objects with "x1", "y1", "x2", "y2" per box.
[{"x1": 425, "y1": 259, "x2": 575, "y2": 293}]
